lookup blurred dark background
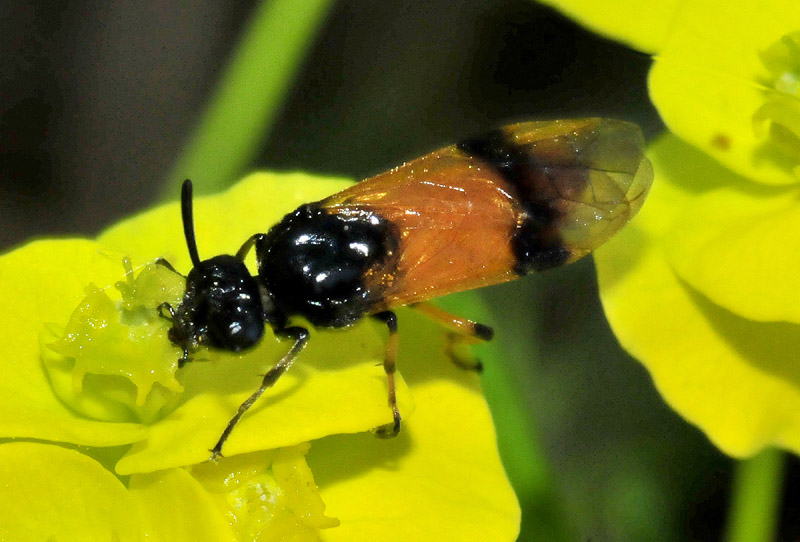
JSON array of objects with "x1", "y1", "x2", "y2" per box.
[{"x1": 4, "y1": 1, "x2": 795, "y2": 540}]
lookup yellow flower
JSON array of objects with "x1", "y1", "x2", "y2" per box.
[
  {"x1": 537, "y1": 0, "x2": 678, "y2": 53},
  {"x1": 648, "y1": 1, "x2": 800, "y2": 185},
  {"x1": 540, "y1": 0, "x2": 800, "y2": 457},
  {"x1": 0, "y1": 173, "x2": 520, "y2": 540}
]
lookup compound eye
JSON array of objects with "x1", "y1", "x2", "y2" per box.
[{"x1": 208, "y1": 305, "x2": 265, "y2": 352}]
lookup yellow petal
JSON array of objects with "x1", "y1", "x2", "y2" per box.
[
  {"x1": 538, "y1": 0, "x2": 678, "y2": 54},
  {"x1": 129, "y1": 468, "x2": 236, "y2": 542},
  {"x1": 0, "y1": 240, "x2": 145, "y2": 445},
  {"x1": 117, "y1": 320, "x2": 413, "y2": 473},
  {"x1": 649, "y1": 1, "x2": 800, "y2": 185},
  {"x1": 662, "y1": 176, "x2": 800, "y2": 323},
  {"x1": 309, "y1": 308, "x2": 521, "y2": 541},
  {"x1": 0, "y1": 443, "x2": 143, "y2": 541},
  {"x1": 596, "y1": 134, "x2": 800, "y2": 457}
]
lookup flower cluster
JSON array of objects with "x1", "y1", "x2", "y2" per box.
[{"x1": 542, "y1": 0, "x2": 800, "y2": 456}]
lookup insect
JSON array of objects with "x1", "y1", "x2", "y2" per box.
[{"x1": 158, "y1": 118, "x2": 653, "y2": 460}]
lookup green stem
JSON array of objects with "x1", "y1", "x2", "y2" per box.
[
  {"x1": 164, "y1": 0, "x2": 335, "y2": 197},
  {"x1": 439, "y1": 292, "x2": 573, "y2": 541},
  {"x1": 726, "y1": 448, "x2": 785, "y2": 542},
  {"x1": 479, "y1": 343, "x2": 573, "y2": 541}
]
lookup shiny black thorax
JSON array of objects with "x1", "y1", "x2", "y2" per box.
[
  {"x1": 255, "y1": 204, "x2": 397, "y2": 328},
  {"x1": 170, "y1": 254, "x2": 265, "y2": 353}
]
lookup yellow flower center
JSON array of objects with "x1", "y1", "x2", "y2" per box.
[
  {"x1": 40, "y1": 259, "x2": 186, "y2": 423},
  {"x1": 753, "y1": 31, "x2": 800, "y2": 175},
  {"x1": 189, "y1": 445, "x2": 338, "y2": 541}
]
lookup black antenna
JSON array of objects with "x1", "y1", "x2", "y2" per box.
[{"x1": 181, "y1": 179, "x2": 202, "y2": 267}]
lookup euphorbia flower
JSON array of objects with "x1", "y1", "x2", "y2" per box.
[
  {"x1": 539, "y1": 0, "x2": 800, "y2": 457},
  {"x1": 0, "y1": 173, "x2": 520, "y2": 540}
]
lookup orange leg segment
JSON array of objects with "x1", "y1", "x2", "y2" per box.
[
  {"x1": 372, "y1": 311, "x2": 402, "y2": 438},
  {"x1": 412, "y1": 303, "x2": 493, "y2": 372}
]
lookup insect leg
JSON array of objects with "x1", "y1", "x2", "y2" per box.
[
  {"x1": 157, "y1": 301, "x2": 175, "y2": 321},
  {"x1": 411, "y1": 303, "x2": 493, "y2": 372},
  {"x1": 372, "y1": 311, "x2": 402, "y2": 438},
  {"x1": 236, "y1": 233, "x2": 267, "y2": 261},
  {"x1": 157, "y1": 302, "x2": 190, "y2": 366},
  {"x1": 209, "y1": 325, "x2": 310, "y2": 461},
  {"x1": 155, "y1": 257, "x2": 185, "y2": 278}
]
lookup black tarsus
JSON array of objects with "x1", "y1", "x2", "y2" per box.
[
  {"x1": 473, "y1": 322, "x2": 494, "y2": 342},
  {"x1": 209, "y1": 325, "x2": 310, "y2": 461},
  {"x1": 155, "y1": 257, "x2": 183, "y2": 277},
  {"x1": 157, "y1": 301, "x2": 175, "y2": 321}
]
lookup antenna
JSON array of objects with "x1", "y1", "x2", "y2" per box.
[{"x1": 181, "y1": 179, "x2": 202, "y2": 267}]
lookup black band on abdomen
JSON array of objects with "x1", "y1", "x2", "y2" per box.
[{"x1": 457, "y1": 129, "x2": 570, "y2": 275}]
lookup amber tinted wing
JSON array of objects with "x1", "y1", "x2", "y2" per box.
[
  {"x1": 498, "y1": 118, "x2": 653, "y2": 263},
  {"x1": 319, "y1": 118, "x2": 653, "y2": 309},
  {"x1": 320, "y1": 146, "x2": 522, "y2": 308}
]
